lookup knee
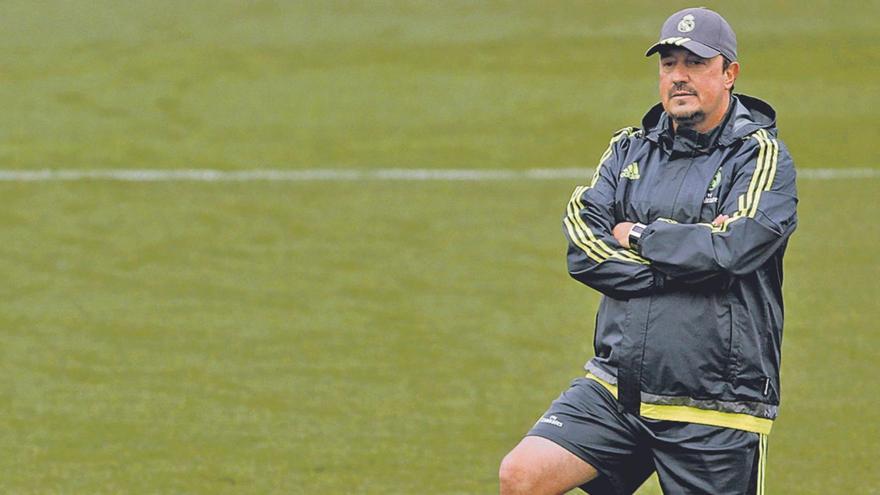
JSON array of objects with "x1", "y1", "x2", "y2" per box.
[{"x1": 498, "y1": 451, "x2": 537, "y2": 495}]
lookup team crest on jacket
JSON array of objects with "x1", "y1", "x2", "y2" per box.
[
  {"x1": 677, "y1": 14, "x2": 696, "y2": 33},
  {"x1": 620, "y1": 162, "x2": 640, "y2": 180},
  {"x1": 704, "y1": 167, "x2": 722, "y2": 204}
]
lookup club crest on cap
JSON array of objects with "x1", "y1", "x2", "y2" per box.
[{"x1": 677, "y1": 14, "x2": 696, "y2": 33}]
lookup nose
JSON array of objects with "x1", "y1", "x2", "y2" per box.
[{"x1": 670, "y1": 62, "x2": 689, "y2": 83}]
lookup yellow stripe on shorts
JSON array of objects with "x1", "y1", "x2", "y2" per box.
[{"x1": 757, "y1": 432, "x2": 768, "y2": 495}]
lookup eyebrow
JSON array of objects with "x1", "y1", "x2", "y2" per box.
[{"x1": 660, "y1": 53, "x2": 708, "y2": 62}]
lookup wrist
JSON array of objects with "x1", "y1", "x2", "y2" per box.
[{"x1": 628, "y1": 223, "x2": 647, "y2": 250}]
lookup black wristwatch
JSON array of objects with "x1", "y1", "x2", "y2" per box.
[{"x1": 628, "y1": 223, "x2": 647, "y2": 249}]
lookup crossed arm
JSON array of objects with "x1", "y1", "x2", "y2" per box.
[
  {"x1": 612, "y1": 215, "x2": 729, "y2": 249},
  {"x1": 566, "y1": 131, "x2": 797, "y2": 298}
]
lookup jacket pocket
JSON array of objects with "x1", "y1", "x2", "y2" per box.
[
  {"x1": 725, "y1": 298, "x2": 737, "y2": 380},
  {"x1": 728, "y1": 296, "x2": 766, "y2": 385},
  {"x1": 593, "y1": 297, "x2": 630, "y2": 363},
  {"x1": 640, "y1": 292, "x2": 730, "y2": 397}
]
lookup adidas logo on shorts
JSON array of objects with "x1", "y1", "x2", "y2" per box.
[{"x1": 537, "y1": 415, "x2": 564, "y2": 428}]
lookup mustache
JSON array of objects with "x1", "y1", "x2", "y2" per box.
[{"x1": 669, "y1": 83, "x2": 697, "y2": 97}]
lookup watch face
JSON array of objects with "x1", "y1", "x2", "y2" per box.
[
  {"x1": 629, "y1": 229, "x2": 641, "y2": 244},
  {"x1": 629, "y1": 224, "x2": 645, "y2": 246}
]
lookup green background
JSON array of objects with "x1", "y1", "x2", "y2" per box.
[{"x1": 2, "y1": 1, "x2": 878, "y2": 493}]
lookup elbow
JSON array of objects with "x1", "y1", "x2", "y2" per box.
[
  {"x1": 712, "y1": 244, "x2": 778, "y2": 277},
  {"x1": 568, "y1": 267, "x2": 596, "y2": 287},
  {"x1": 727, "y1": 264, "x2": 756, "y2": 277},
  {"x1": 568, "y1": 268, "x2": 608, "y2": 294},
  {"x1": 704, "y1": 255, "x2": 751, "y2": 278},
  {"x1": 568, "y1": 269, "x2": 650, "y2": 300}
]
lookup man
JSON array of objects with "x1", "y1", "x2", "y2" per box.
[{"x1": 499, "y1": 7, "x2": 797, "y2": 495}]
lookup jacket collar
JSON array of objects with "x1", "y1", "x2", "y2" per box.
[{"x1": 641, "y1": 94, "x2": 778, "y2": 153}]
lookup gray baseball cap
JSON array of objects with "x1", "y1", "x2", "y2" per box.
[{"x1": 645, "y1": 7, "x2": 737, "y2": 61}]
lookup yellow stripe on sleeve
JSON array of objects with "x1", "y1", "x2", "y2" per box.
[
  {"x1": 563, "y1": 214, "x2": 605, "y2": 264},
  {"x1": 749, "y1": 130, "x2": 779, "y2": 218},
  {"x1": 706, "y1": 129, "x2": 779, "y2": 233},
  {"x1": 563, "y1": 128, "x2": 651, "y2": 265},
  {"x1": 743, "y1": 130, "x2": 769, "y2": 218},
  {"x1": 565, "y1": 187, "x2": 611, "y2": 262},
  {"x1": 570, "y1": 187, "x2": 650, "y2": 264}
]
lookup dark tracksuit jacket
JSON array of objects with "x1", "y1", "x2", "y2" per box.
[{"x1": 563, "y1": 94, "x2": 798, "y2": 434}]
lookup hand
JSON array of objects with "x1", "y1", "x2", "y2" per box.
[
  {"x1": 712, "y1": 214, "x2": 729, "y2": 227},
  {"x1": 613, "y1": 222, "x2": 635, "y2": 249}
]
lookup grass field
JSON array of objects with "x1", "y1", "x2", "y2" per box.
[{"x1": 2, "y1": 1, "x2": 879, "y2": 494}]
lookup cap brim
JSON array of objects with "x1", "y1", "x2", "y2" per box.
[{"x1": 645, "y1": 39, "x2": 721, "y2": 59}]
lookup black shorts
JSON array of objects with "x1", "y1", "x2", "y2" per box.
[{"x1": 527, "y1": 377, "x2": 767, "y2": 495}]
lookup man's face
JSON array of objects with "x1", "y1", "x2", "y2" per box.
[{"x1": 658, "y1": 47, "x2": 737, "y2": 132}]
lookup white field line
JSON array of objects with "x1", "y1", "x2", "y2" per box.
[{"x1": 0, "y1": 168, "x2": 875, "y2": 182}]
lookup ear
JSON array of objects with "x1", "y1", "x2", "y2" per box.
[{"x1": 724, "y1": 61, "x2": 740, "y2": 90}]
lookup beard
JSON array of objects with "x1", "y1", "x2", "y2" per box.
[{"x1": 669, "y1": 109, "x2": 706, "y2": 129}]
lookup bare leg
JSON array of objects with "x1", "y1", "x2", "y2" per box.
[{"x1": 499, "y1": 436, "x2": 600, "y2": 495}]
